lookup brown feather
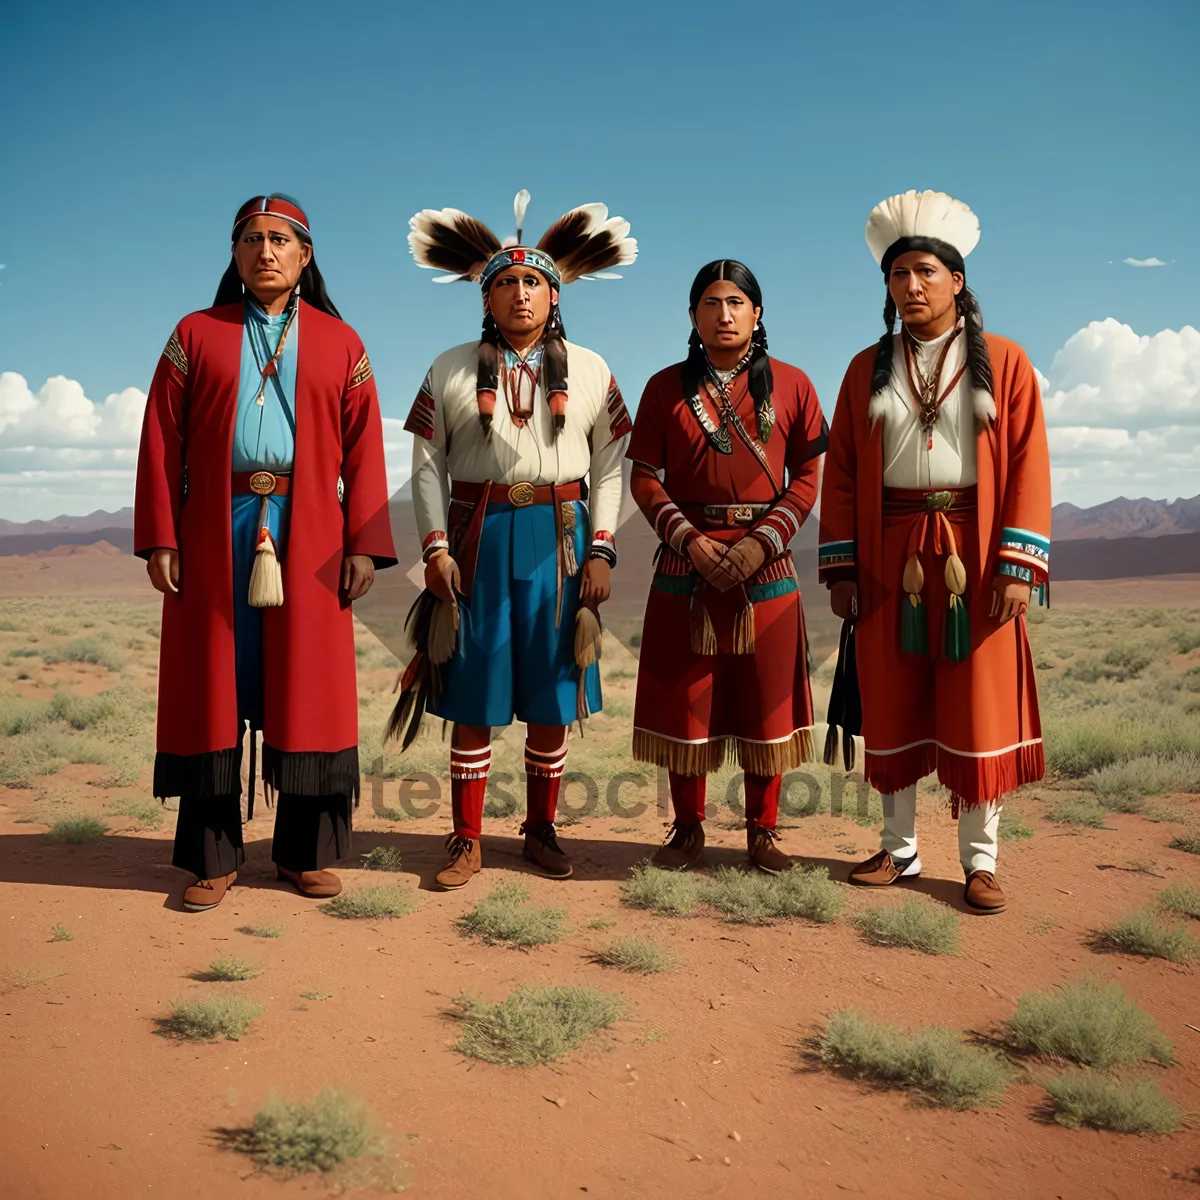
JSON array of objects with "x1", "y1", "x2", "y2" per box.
[
  {"x1": 409, "y1": 209, "x2": 502, "y2": 280},
  {"x1": 536, "y1": 205, "x2": 605, "y2": 262}
]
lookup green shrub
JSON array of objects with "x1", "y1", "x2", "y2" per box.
[
  {"x1": 203, "y1": 957, "x2": 263, "y2": 982},
  {"x1": 854, "y1": 898, "x2": 959, "y2": 955},
  {"x1": 1168, "y1": 832, "x2": 1200, "y2": 855},
  {"x1": 1042, "y1": 1070, "x2": 1182, "y2": 1133},
  {"x1": 1043, "y1": 705, "x2": 1200, "y2": 778},
  {"x1": 49, "y1": 690, "x2": 117, "y2": 729},
  {"x1": 453, "y1": 985, "x2": 625, "y2": 1066},
  {"x1": 108, "y1": 796, "x2": 164, "y2": 829},
  {"x1": 320, "y1": 886, "x2": 418, "y2": 920},
  {"x1": 1045, "y1": 795, "x2": 1109, "y2": 828},
  {"x1": 1157, "y1": 883, "x2": 1200, "y2": 920},
  {"x1": 239, "y1": 924, "x2": 284, "y2": 939},
  {"x1": 40, "y1": 636, "x2": 127, "y2": 672},
  {"x1": 704, "y1": 865, "x2": 844, "y2": 925},
  {"x1": 46, "y1": 815, "x2": 108, "y2": 843},
  {"x1": 50, "y1": 923, "x2": 73, "y2": 942},
  {"x1": 1001, "y1": 977, "x2": 1173, "y2": 1068},
  {"x1": 1093, "y1": 909, "x2": 1196, "y2": 963},
  {"x1": 620, "y1": 864, "x2": 703, "y2": 916},
  {"x1": 360, "y1": 846, "x2": 403, "y2": 871},
  {"x1": 245, "y1": 1089, "x2": 378, "y2": 1172},
  {"x1": 818, "y1": 1008, "x2": 1012, "y2": 1110},
  {"x1": 592, "y1": 937, "x2": 676, "y2": 974},
  {"x1": 160, "y1": 995, "x2": 263, "y2": 1041},
  {"x1": 0, "y1": 695, "x2": 51, "y2": 736},
  {"x1": 456, "y1": 882, "x2": 567, "y2": 948},
  {"x1": 998, "y1": 810, "x2": 1034, "y2": 841},
  {"x1": 1090, "y1": 753, "x2": 1200, "y2": 805}
]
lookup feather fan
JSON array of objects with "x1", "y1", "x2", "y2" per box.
[
  {"x1": 408, "y1": 208, "x2": 502, "y2": 283},
  {"x1": 537, "y1": 204, "x2": 638, "y2": 285}
]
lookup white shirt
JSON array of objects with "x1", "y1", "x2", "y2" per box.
[
  {"x1": 876, "y1": 323, "x2": 977, "y2": 489},
  {"x1": 410, "y1": 339, "x2": 629, "y2": 545}
]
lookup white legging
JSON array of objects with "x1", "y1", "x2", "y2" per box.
[{"x1": 879, "y1": 784, "x2": 1000, "y2": 875}]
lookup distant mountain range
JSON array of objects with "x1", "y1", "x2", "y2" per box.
[{"x1": 2, "y1": 496, "x2": 1199, "y2": 580}]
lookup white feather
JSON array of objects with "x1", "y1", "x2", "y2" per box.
[
  {"x1": 432, "y1": 274, "x2": 464, "y2": 284},
  {"x1": 864, "y1": 190, "x2": 980, "y2": 264},
  {"x1": 500, "y1": 235, "x2": 519, "y2": 249},
  {"x1": 513, "y1": 189, "x2": 531, "y2": 237}
]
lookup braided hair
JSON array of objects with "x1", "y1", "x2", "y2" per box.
[
  {"x1": 681, "y1": 260, "x2": 773, "y2": 420},
  {"x1": 870, "y1": 236, "x2": 991, "y2": 395},
  {"x1": 474, "y1": 289, "x2": 568, "y2": 435}
]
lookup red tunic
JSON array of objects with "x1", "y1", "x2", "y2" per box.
[
  {"x1": 135, "y1": 300, "x2": 396, "y2": 780},
  {"x1": 818, "y1": 334, "x2": 1051, "y2": 807},
  {"x1": 626, "y1": 358, "x2": 827, "y2": 776}
]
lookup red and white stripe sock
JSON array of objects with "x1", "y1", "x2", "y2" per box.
[
  {"x1": 523, "y1": 740, "x2": 568, "y2": 827},
  {"x1": 450, "y1": 746, "x2": 491, "y2": 840}
]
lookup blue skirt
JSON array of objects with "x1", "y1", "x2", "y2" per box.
[{"x1": 430, "y1": 499, "x2": 602, "y2": 728}]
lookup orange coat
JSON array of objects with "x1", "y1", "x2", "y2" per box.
[{"x1": 818, "y1": 333, "x2": 1051, "y2": 807}]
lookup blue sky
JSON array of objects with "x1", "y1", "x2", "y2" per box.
[{"x1": 1, "y1": 0, "x2": 1197, "y2": 520}]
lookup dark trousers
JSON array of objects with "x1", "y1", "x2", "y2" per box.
[{"x1": 172, "y1": 792, "x2": 352, "y2": 879}]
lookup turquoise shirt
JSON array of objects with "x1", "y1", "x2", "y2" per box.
[{"x1": 232, "y1": 299, "x2": 298, "y2": 472}]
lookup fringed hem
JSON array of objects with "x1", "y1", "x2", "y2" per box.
[
  {"x1": 261, "y1": 745, "x2": 361, "y2": 805},
  {"x1": 153, "y1": 748, "x2": 241, "y2": 800},
  {"x1": 632, "y1": 728, "x2": 817, "y2": 778},
  {"x1": 939, "y1": 741, "x2": 1045, "y2": 810},
  {"x1": 736, "y1": 728, "x2": 816, "y2": 775},
  {"x1": 863, "y1": 744, "x2": 938, "y2": 798}
]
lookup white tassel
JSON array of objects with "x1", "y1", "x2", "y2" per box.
[{"x1": 248, "y1": 527, "x2": 283, "y2": 608}]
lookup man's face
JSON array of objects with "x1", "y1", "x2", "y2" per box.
[
  {"x1": 692, "y1": 280, "x2": 761, "y2": 355},
  {"x1": 487, "y1": 267, "x2": 553, "y2": 342},
  {"x1": 887, "y1": 250, "x2": 963, "y2": 330},
  {"x1": 233, "y1": 215, "x2": 312, "y2": 304}
]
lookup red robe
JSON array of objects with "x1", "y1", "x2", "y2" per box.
[
  {"x1": 135, "y1": 300, "x2": 396, "y2": 796},
  {"x1": 627, "y1": 358, "x2": 826, "y2": 776},
  {"x1": 818, "y1": 333, "x2": 1050, "y2": 807}
]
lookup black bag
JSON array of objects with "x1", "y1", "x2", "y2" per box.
[{"x1": 823, "y1": 618, "x2": 861, "y2": 771}]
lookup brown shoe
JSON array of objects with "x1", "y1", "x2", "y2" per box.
[
  {"x1": 652, "y1": 820, "x2": 705, "y2": 871},
  {"x1": 277, "y1": 867, "x2": 342, "y2": 899},
  {"x1": 964, "y1": 870, "x2": 1006, "y2": 913},
  {"x1": 522, "y1": 821, "x2": 573, "y2": 879},
  {"x1": 182, "y1": 871, "x2": 236, "y2": 912},
  {"x1": 748, "y1": 825, "x2": 793, "y2": 874},
  {"x1": 436, "y1": 834, "x2": 481, "y2": 890},
  {"x1": 847, "y1": 848, "x2": 921, "y2": 887}
]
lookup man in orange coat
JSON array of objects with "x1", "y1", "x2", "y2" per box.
[{"x1": 819, "y1": 190, "x2": 1050, "y2": 913}]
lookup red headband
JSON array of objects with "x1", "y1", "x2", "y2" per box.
[{"x1": 232, "y1": 195, "x2": 311, "y2": 239}]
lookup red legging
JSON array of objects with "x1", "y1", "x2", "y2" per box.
[{"x1": 667, "y1": 771, "x2": 782, "y2": 828}]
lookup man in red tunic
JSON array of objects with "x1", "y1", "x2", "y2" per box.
[
  {"x1": 819, "y1": 190, "x2": 1050, "y2": 914},
  {"x1": 628, "y1": 260, "x2": 827, "y2": 872},
  {"x1": 135, "y1": 194, "x2": 396, "y2": 912}
]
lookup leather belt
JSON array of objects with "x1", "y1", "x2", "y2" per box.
[
  {"x1": 451, "y1": 479, "x2": 583, "y2": 507},
  {"x1": 232, "y1": 470, "x2": 291, "y2": 497},
  {"x1": 678, "y1": 500, "x2": 771, "y2": 529},
  {"x1": 882, "y1": 485, "x2": 976, "y2": 518}
]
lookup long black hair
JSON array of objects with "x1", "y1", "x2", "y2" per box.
[
  {"x1": 682, "y1": 260, "x2": 773, "y2": 417},
  {"x1": 213, "y1": 198, "x2": 342, "y2": 318},
  {"x1": 871, "y1": 236, "x2": 991, "y2": 395}
]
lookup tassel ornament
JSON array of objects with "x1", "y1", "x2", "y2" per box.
[
  {"x1": 944, "y1": 552, "x2": 967, "y2": 597},
  {"x1": 248, "y1": 514, "x2": 283, "y2": 608},
  {"x1": 689, "y1": 587, "x2": 717, "y2": 656},
  {"x1": 574, "y1": 605, "x2": 603, "y2": 669},
  {"x1": 732, "y1": 592, "x2": 756, "y2": 655},
  {"x1": 901, "y1": 591, "x2": 928, "y2": 656},
  {"x1": 902, "y1": 553, "x2": 924, "y2": 596}
]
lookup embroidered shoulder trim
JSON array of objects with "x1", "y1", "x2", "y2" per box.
[
  {"x1": 404, "y1": 368, "x2": 437, "y2": 440},
  {"x1": 606, "y1": 375, "x2": 632, "y2": 441},
  {"x1": 349, "y1": 351, "x2": 374, "y2": 390},
  {"x1": 162, "y1": 329, "x2": 187, "y2": 377}
]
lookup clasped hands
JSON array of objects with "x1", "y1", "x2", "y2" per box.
[
  {"x1": 829, "y1": 576, "x2": 1032, "y2": 625},
  {"x1": 688, "y1": 533, "x2": 767, "y2": 592},
  {"x1": 425, "y1": 549, "x2": 612, "y2": 607}
]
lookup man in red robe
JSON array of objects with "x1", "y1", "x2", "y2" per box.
[
  {"x1": 819, "y1": 190, "x2": 1050, "y2": 913},
  {"x1": 628, "y1": 260, "x2": 826, "y2": 872},
  {"x1": 135, "y1": 194, "x2": 396, "y2": 912}
]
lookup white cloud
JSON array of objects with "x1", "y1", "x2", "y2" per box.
[
  {"x1": 1122, "y1": 256, "x2": 1168, "y2": 268},
  {"x1": 1038, "y1": 319, "x2": 1200, "y2": 506}
]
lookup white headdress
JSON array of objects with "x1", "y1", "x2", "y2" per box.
[{"x1": 865, "y1": 190, "x2": 980, "y2": 267}]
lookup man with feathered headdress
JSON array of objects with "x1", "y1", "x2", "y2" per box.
[
  {"x1": 136, "y1": 194, "x2": 396, "y2": 912},
  {"x1": 392, "y1": 191, "x2": 635, "y2": 889},
  {"x1": 819, "y1": 190, "x2": 1051, "y2": 914}
]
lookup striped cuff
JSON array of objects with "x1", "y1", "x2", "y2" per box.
[
  {"x1": 818, "y1": 539, "x2": 856, "y2": 570},
  {"x1": 654, "y1": 502, "x2": 698, "y2": 556},
  {"x1": 525, "y1": 742, "x2": 568, "y2": 779},
  {"x1": 450, "y1": 746, "x2": 491, "y2": 781},
  {"x1": 752, "y1": 505, "x2": 799, "y2": 559},
  {"x1": 589, "y1": 530, "x2": 616, "y2": 567},
  {"x1": 996, "y1": 561, "x2": 1034, "y2": 584},
  {"x1": 422, "y1": 530, "x2": 449, "y2": 561},
  {"x1": 998, "y1": 527, "x2": 1049, "y2": 581}
]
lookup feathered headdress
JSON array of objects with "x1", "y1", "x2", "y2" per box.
[{"x1": 865, "y1": 189, "x2": 980, "y2": 275}]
